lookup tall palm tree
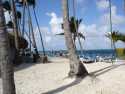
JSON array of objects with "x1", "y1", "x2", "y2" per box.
[
  {"x1": 2, "y1": 1, "x2": 11, "y2": 11},
  {"x1": 17, "y1": 0, "x2": 40, "y2": 61},
  {"x1": 58, "y1": 16, "x2": 85, "y2": 47},
  {"x1": 62, "y1": 0, "x2": 88, "y2": 77},
  {"x1": 0, "y1": 0, "x2": 16, "y2": 94},
  {"x1": 32, "y1": 7, "x2": 46, "y2": 56},
  {"x1": 26, "y1": 2, "x2": 40, "y2": 60},
  {"x1": 106, "y1": 31, "x2": 125, "y2": 42},
  {"x1": 123, "y1": 0, "x2": 125, "y2": 12},
  {"x1": 17, "y1": 0, "x2": 36, "y2": 7},
  {"x1": 106, "y1": 31, "x2": 125, "y2": 57},
  {"x1": 11, "y1": 0, "x2": 20, "y2": 50}
]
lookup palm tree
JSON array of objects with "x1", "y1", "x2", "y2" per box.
[
  {"x1": 17, "y1": 0, "x2": 40, "y2": 61},
  {"x1": 57, "y1": 16, "x2": 85, "y2": 47},
  {"x1": 62, "y1": 0, "x2": 88, "y2": 77},
  {"x1": 106, "y1": 31, "x2": 119, "y2": 43},
  {"x1": 17, "y1": 0, "x2": 36, "y2": 7},
  {"x1": 26, "y1": 2, "x2": 40, "y2": 60},
  {"x1": 106, "y1": 31, "x2": 125, "y2": 42},
  {"x1": 32, "y1": 7, "x2": 46, "y2": 57},
  {"x1": 106, "y1": 31, "x2": 125, "y2": 57},
  {"x1": 0, "y1": 0, "x2": 16, "y2": 94},
  {"x1": 11, "y1": 0, "x2": 20, "y2": 50},
  {"x1": 123, "y1": 0, "x2": 125, "y2": 12},
  {"x1": 2, "y1": 1, "x2": 11, "y2": 11},
  {"x1": 8, "y1": 31, "x2": 28, "y2": 49}
]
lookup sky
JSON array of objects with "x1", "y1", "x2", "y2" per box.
[{"x1": 5, "y1": 0, "x2": 125, "y2": 51}]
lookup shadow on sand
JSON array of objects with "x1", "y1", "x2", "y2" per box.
[
  {"x1": 42, "y1": 77, "x2": 85, "y2": 94},
  {"x1": 89, "y1": 63, "x2": 125, "y2": 77},
  {"x1": 42, "y1": 63, "x2": 125, "y2": 94},
  {"x1": 14, "y1": 56, "x2": 52, "y2": 72}
]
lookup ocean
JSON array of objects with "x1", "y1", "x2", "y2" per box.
[{"x1": 40, "y1": 49, "x2": 116, "y2": 59}]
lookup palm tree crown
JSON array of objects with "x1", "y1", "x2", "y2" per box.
[
  {"x1": 106, "y1": 31, "x2": 125, "y2": 42},
  {"x1": 58, "y1": 16, "x2": 85, "y2": 42}
]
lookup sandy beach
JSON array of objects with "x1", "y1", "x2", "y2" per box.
[{"x1": 0, "y1": 57, "x2": 125, "y2": 94}]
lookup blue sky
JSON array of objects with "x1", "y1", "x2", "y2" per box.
[
  {"x1": 5, "y1": 0, "x2": 125, "y2": 51},
  {"x1": 33, "y1": 0, "x2": 125, "y2": 51},
  {"x1": 34, "y1": 0, "x2": 124, "y2": 25}
]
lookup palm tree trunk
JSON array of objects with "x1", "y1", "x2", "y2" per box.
[
  {"x1": 22, "y1": 4, "x2": 26, "y2": 36},
  {"x1": 28, "y1": 19, "x2": 32, "y2": 53},
  {"x1": 73, "y1": 34, "x2": 76, "y2": 49},
  {"x1": 62, "y1": 0, "x2": 88, "y2": 77},
  {"x1": 0, "y1": 0, "x2": 16, "y2": 94},
  {"x1": 26, "y1": 3, "x2": 39, "y2": 57},
  {"x1": 109, "y1": 0, "x2": 116, "y2": 60},
  {"x1": 33, "y1": 7, "x2": 46, "y2": 56},
  {"x1": 11, "y1": 0, "x2": 19, "y2": 50},
  {"x1": 72, "y1": 0, "x2": 84, "y2": 56},
  {"x1": 123, "y1": 0, "x2": 125, "y2": 13},
  {"x1": 11, "y1": 0, "x2": 22, "y2": 65},
  {"x1": 113, "y1": 41, "x2": 117, "y2": 58}
]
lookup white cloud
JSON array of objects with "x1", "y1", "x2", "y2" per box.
[
  {"x1": 47, "y1": 12, "x2": 63, "y2": 34},
  {"x1": 72, "y1": 22, "x2": 112, "y2": 50},
  {"x1": 33, "y1": 11, "x2": 125, "y2": 51},
  {"x1": 101, "y1": 6, "x2": 125, "y2": 25},
  {"x1": 96, "y1": 0, "x2": 109, "y2": 11},
  {"x1": 45, "y1": 12, "x2": 114, "y2": 50},
  {"x1": 116, "y1": 41, "x2": 125, "y2": 48},
  {"x1": 33, "y1": 26, "x2": 66, "y2": 51}
]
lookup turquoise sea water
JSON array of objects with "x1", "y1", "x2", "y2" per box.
[{"x1": 40, "y1": 49, "x2": 116, "y2": 59}]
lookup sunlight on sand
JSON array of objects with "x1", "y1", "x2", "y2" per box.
[{"x1": 0, "y1": 57, "x2": 125, "y2": 94}]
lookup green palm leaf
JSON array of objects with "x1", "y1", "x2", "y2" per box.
[{"x1": 2, "y1": 1, "x2": 11, "y2": 11}]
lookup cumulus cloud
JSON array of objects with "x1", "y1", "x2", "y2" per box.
[
  {"x1": 46, "y1": 12, "x2": 63, "y2": 34},
  {"x1": 115, "y1": 41, "x2": 125, "y2": 48},
  {"x1": 33, "y1": 11, "x2": 124, "y2": 50},
  {"x1": 101, "y1": 6, "x2": 125, "y2": 25},
  {"x1": 46, "y1": 12, "x2": 113, "y2": 50},
  {"x1": 96, "y1": 0, "x2": 109, "y2": 11},
  {"x1": 76, "y1": 23, "x2": 112, "y2": 50},
  {"x1": 96, "y1": 0, "x2": 125, "y2": 25},
  {"x1": 33, "y1": 26, "x2": 66, "y2": 51}
]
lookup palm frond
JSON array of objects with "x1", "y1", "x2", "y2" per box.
[
  {"x1": 2, "y1": 1, "x2": 11, "y2": 11},
  {"x1": 6, "y1": 21, "x2": 14, "y2": 28},
  {"x1": 16, "y1": 0, "x2": 36, "y2": 7},
  {"x1": 17, "y1": 11, "x2": 22, "y2": 19},
  {"x1": 106, "y1": 31, "x2": 125, "y2": 42},
  {"x1": 78, "y1": 32, "x2": 85, "y2": 40}
]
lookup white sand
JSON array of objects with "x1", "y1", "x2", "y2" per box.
[{"x1": 0, "y1": 57, "x2": 125, "y2": 94}]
